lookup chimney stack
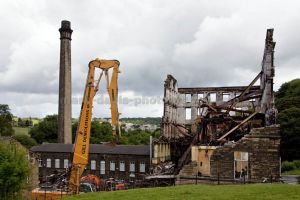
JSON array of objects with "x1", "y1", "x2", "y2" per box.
[{"x1": 58, "y1": 20, "x2": 72, "y2": 144}]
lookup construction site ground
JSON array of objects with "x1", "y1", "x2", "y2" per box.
[{"x1": 63, "y1": 184, "x2": 300, "y2": 200}]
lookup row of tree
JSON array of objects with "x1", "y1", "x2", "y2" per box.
[{"x1": 30, "y1": 116, "x2": 160, "y2": 145}]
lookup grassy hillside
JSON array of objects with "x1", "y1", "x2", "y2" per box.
[
  {"x1": 13, "y1": 127, "x2": 29, "y2": 136},
  {"x1": 64, "y1": 184, "x2": 300, "y2": 200}
]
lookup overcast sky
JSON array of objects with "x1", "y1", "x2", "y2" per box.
[{"x1": 0, "y1": 0, "x2": 300, "y2": 118}]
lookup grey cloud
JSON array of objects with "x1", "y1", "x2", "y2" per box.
[{"x1": 0, "y1": 0, "x2": 300, "y2": 117}]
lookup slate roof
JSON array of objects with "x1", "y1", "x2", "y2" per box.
[{"x1": 30, "y1": 143, "x2": 150, "y2": 156}]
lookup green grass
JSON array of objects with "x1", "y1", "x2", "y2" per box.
[
  {"x1": 283, "y1": 169, "x2": 300, "y2": 175},
  {"x1": 13, "y1": 127, "x2": 29, "y2": 136},
  {"x1": 32, "y1": 119, "x2": 40, "y2": 125},
  {"x1": 64, "y1": 184, "x2": 300, "y2": 200}
]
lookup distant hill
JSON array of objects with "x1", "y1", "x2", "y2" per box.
[{"x1": 119, "y1": 117, "x2": 161, "y2": 125}]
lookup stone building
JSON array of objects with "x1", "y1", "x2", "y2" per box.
[
  {"x1": 30, "y1": 143, "x2": 150, "y2": 182},
  {"x1": 152, "y1": 29, "x2": 281, "y2": 183}
]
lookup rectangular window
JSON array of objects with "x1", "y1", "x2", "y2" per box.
[
  {"x1": 38, "y1": 159, "x2": 42, "y2": 167},
  {"x1": 234, "y1": 151, "x2": 249, "y2": 180},
  {"x1": 55, "y1": 159, "x2": 60, "y2": 168},
  {"x1": 120, "y1": 161, "x2": 125, "y2": 172},
  {"x1": 110, "y1": 161, "x2": 115, "y2": 171},
  {"x1": 185, "y1": 108, "x2": 191, "y2": 120},
  {"x1": 198, "y1": 93, "x2": 204, "y2": 100},
  {"x1": 130, "y1": 161, "x2": 135, "y2": 172},
  {"x1": 46, "y1": 158, "x2": 51, "y2": 168},
  {"x1": 91, "y1": 160, "x2": 96, "y2": 170},
  {"x1": 139, "y1": 162, "x2": 145, "y2": 173},
  {"x1": 222, "y1": 93, "x2": 230, "y2": 102},
  {"x1": 64, "y1": 159, "x2": 69, "y2": 169},
  {"x1": 100, "y1": 161, "x2": 105, "y2": 175},
  {"x1": 210, "y1": 93, "x2": 216, "y2": 102},
  {"x1": 185, "y1": 94, "x2": 191, "y2": 103}
]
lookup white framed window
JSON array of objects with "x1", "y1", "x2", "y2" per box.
[
  {"x1": 139, "y1": 162, "x2": 145, "y2": 173},
  {"x1": 64, "y1": 159, "x2": 69, "y2": 169},
  {"x1": 100, "y1": 161, "x2": 105, "y2": 175},
  {"x1": 119, "y1": 161, "x2": 125, "y2": 172},
  {"x1": 198, "y1": 93, "x2": 204, "y2": 100},
  {"x1": 210, "y1": 93, "x2": 216, "y2": 102},
  {"x1": 46, "y1": 158, "x2": 51, "y2": 168},
  {"x1": 185, "y1": 108, "x2": 191, "y2": 120},
  {"x1": 222, "y1": 93, "x2": 230, "y2": 102},
  {"x1": 110, "y1": 161, "x2": 115, "y2": 171},
  {"x1": 55, "y1": 159, "x2": 60, "y2": 168},
  {"x1": 91, "y1": 160, "x2": 96, "y2": 170},
  {"x1": 130, "y1": 161, "x2": 135, "y2": 172},
  {"x1": 186, "y1": 94, "x2": 191, "y2": 103},
  {"x1": 38, "y1": 159, "x2": 42, "y2": 167}
]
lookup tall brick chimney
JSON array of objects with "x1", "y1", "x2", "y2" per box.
[{"x1": 58, "y1": 20, "x2": 72, "y2": 144}]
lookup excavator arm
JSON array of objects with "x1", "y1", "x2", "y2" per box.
[{"x1": 69, "y1": 59, "x2": 120, "y2": 194}]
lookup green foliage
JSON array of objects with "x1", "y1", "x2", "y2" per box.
[
  {"x1": 281, "y1": 161, "x2": 297, "y2": 172},
  {"x1": 0, "y1": 141, "x2": 31, "y2": 199},
  {"x1": 119, "y1": 117, "x2": 161, "y2": 126},
  {"x1": 17, "y1": 118, "x2": 33, "y2": 127},
  {"x1": 282, "y1": 160, "x2": 300, "y2": 175},
  {"x1": 0, "y1": 104, "x2": 14, "y2": 136},
  {"x1": 119, "y1": 129, "x2": 160, "y2": 145},
  {"x1": 29, "y1": 115, "x2": 58, "y2": 144},
  {"x1": 277, "y1": 107, "x2": 300, "y2": 160},
  {"x1": 13, "y1": 134, "x2": 37, "y2": 149},
  {"x1": 275, "y1": 79, "x2": 300, "y2": 160},
  {"x1": 13, "y1": 127, "x2": 29, "y2": 136},
  {"x1": 64, "y1": 184, "x2": 300, "y2": 200},
  {"x1": 275, "y1": 79, "x2": 300, "y2": 112},
  {"x1": 72, "y1": 120, "x2": 113, "y2": 144},
  {"x1": 72, "y1": 119, "x2": 160, "y2": 145}
]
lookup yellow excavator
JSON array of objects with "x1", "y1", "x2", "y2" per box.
[
  {"x1": 69, "y1": 58, "x2": 121, "y2": 194},
  {"x1": 32, "y1": 59, "x2": 121, "y2": 199}
]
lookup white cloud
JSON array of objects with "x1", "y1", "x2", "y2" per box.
[{"x1": 0, "y1": 0, "x2": 299, "y2": 117}]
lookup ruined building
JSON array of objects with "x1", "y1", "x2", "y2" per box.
[
  {"x1": 58, "y1": 20, "x2": 72, "y2": 144},
  {"x1": 152, "y1": 29, "x2": 281, "y2": 183}
]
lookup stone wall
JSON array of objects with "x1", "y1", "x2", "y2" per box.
[
  {"x1": 210, "y1": 126, "x2": 280, "y2": 182},
  {"x1": 37, "y1": 152, "x2": 150, "y2": 181}
]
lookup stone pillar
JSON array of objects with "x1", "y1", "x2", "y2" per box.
[{"x1": 58, "y1": 20, "x2": 73, "y2": 144}]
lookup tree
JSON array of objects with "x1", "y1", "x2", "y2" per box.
[
  {"x1": 72, "y1": 120, "x2": 113, "y2": 144},
  {"x1": 277, "y1": 107, "x2": 300, "y2": 160},
  {"x1": 275, "y1": 79, "x2": 300, "y2": 160},
  {"x1": 0, "y1": 104, "x2": 14, "y2": 136},
  {"x1": 0, "y1": 140, "x2": 31, "y2": 199},
  {"x1": 29, "y1": 115, "x2": 58, "y2": 144},
  {"x1": 13, "y1": 134, "x2": 37, "y2": 149},
  {"x1": 275, "y1": 79, "x2": 300, "y2": 112}
]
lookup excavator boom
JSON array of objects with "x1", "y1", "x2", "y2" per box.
[{"x1": 69, "y1": 59, "x2": 120, "y2": 194}]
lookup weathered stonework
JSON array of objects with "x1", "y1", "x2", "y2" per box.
[
  {"x1": 153, "y1": 29, "x2": 280, "y2": 183},
  {"x1": 58, "y1": 20, "x2": 73, "y2": 144},
  {"x1": 210, "y1": 126, "x2": 280, "y2": 182}
]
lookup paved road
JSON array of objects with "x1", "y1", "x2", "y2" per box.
[{"x1": 281, "y1": 175, "x2": 299, "y2": 184}]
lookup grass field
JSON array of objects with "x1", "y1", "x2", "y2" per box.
[
  {"x1": 13, "y1": 127, "x2": 30, "y2": 136},
  {"x1": 283, "y1": 169, "x2": 300, "y2": 175},
  {"x1": 64, "y1": 184, "x2": 300, "y2": 200}
]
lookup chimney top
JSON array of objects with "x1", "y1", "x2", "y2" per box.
[{"x1": 59, "y1": 20, "x2": 73, "y2": 39}]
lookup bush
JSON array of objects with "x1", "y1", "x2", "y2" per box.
[
  {"x1": 13, "y1": 134, "x2": 37, "y2": 149},
  {"x1": 281, "y1": 161, "x2": 296, "y2": 172},
  {"x1": 0, "y1": 140, "x2": 31, "y2": 199},
  {"x1": 293, "y1": 160, "x2": 300, "y2": 168}
]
